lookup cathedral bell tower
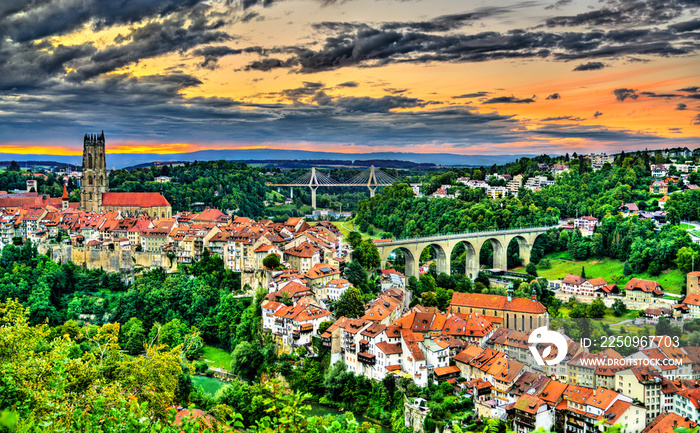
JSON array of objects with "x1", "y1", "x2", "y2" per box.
[{"x1": 80, "y1": 131, "x2": 109, "y2": 212}]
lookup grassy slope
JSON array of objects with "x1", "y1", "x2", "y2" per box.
[
  {"x1": 199, "y1": 345, "x2": 233, "y2": 370},
  {"x1": 515, "y1": 251, "x2": 685, "y2": 294}
]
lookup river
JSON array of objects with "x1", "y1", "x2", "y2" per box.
[{"x1": 191, "y1": 375, "x2": 391, "y2": 433}]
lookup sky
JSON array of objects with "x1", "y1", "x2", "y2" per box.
[{"x1": 1, "y1": 0, "x2": 699, "y2": 158}]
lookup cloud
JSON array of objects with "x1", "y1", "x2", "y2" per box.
[
  {"x1": 669, "y1": 127, "x2": 682, "y2": 133},
  {"x1": 613, "y1": 88, "x2": 639, "y2": 101},
  {"x1": 693, "y1": 114, "x2": 700, "y2": 126},
  {"x1": 546, "y1": 93, "x2": 561, "y2": 99},
  {"x1": 337, "y1": 81, "x2": 359, "y2": 87},
  {"x1": 243, "y1": 22, "x2": 699, "y2": 73},
  {"x1": 545, "y1": 0, "x2": 573, "y2": 10},
  {"x1": 676, "y1": 103, "x2": 688, "y2": 110},
  {"x1": 544, "y1": 0, "x2": 697, "y2": 28},
  {"x1": 640, "y1": 91, "x2": 681, "y2": 98},
  {"x1": 541, "y1": 115, "x2": 584, "y2": 121},
  {"x1": 483, "y1": 96, "x2": 536, "y2": 104},
  {"x1": 573, "y1": 62, "x2": 605, "y2": 71},
  {"x1": 453, "y1": 92, "x2": 491, "y2": 99},
  {"x1": 193, "y1": 45, "x2": 264, "y2": 68},
  {"x1": 669, "y1": 18, "x2": 700, "y2": 33},
  {"x1": 679, "y1": 86, "x2": 700, "y2": 93},
  {"x1": 1, "y1": 0, "x2": 210, "y2": 43},
  {"x1": 594, "y1": 111, "x2": 603, "y2": 118}
]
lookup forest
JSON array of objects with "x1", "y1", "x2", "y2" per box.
[{"x1": 108, "y1": 160, "x2": 269, "y2": 217}]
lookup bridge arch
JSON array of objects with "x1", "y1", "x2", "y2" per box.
[
  {"x1": 476, "y1": 237, "x2": 507, "y2": 270},
  {"x1": 448, "y1": 241, "x2": 480, "y2": 280},
  {"x1": 417, "y1": 243, "x2": 450, "y2": 276},
  {"x1": 381, "y1": 246, "x2": 418, "y2": 278}
]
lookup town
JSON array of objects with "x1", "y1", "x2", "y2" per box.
[{"x1": 3, "y1": 135, "x2": 700, "y2": 433}]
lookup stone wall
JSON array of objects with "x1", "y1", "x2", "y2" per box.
[{"x1": 39, "y1": 244, "x2": 178, "y2": 274}]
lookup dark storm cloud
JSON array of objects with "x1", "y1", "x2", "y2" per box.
[
  {"x1": 594, "y1": 111, "x2": 604, "y2": 118},
  {"x1": 544, "y1": 0, "x2": 699, "y2": 28},
  {"x1": 677, "y1": 103, "x2": 688, "y2": 110},
  {"x1": 542, "y1": 115, "x2": 584, "y2": 121},
  {"x1": 67, "y1": 16, "x2": 231, "y2": 81},
  {"x1": 243, "y1": 23, "x2": 699, "y2": 73},
  {"x1": 0, "y1": 0, "x2": 209, "y2": 43},
  {"x1": 314, "y1": 94, "x2": 433, "y2": 113},
  {"x1": 546, "y1": 93, "x2": 561, "y2": 99},
  {"x1": 680, "y1": 86, "x2": 700, "y2": 93},
  {"x1": 453, "y1": 92, "x2": 491, "y2": 99},
  {"x1": 573, "y1": 61, "x2": 605, "y2": 71},
  {"x1": 483, "y1": 96, "x2": 536, "y2": 104},
  {"x1": 669, "y1": 18, "x2": 700, "y2": 32},
  {"x1": 613, "y1": 88, "x2": 639, "y2": 101}
]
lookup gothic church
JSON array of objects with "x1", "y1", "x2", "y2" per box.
[{"x1": 80, "y1": 132, "x2": 172, "y2": 218}]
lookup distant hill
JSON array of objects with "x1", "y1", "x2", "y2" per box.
[{"x1": 0, "y1": 148, "x2": 535, "y2": 169}]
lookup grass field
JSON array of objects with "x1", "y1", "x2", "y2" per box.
[
  {"x1": 199, "y1": 345, "x2": 233, "y2": 370},
  {"x1": 679, "y1": 223, "x2": 695, "y2": 230},
  {"x1": 518, "y1": 252, "x2": 685, "y2": 294},
  {"x1": 557, "y1": 306, "x2": 639, "y2": 324}
]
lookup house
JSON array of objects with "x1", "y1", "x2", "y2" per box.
[
  {"x1": 321, "y1": 278, "x2": 351, "y2": 302},
  {"x1": 657, "y1": 195, "x2": 670, "y2": 209},
  {"x1": 625, "y1": 278, "x2": 663, "y2": 303},
  {"x1": 619, "y1": 202, "x2": 639, "y2": 216},
  {"x1": 573, "y1": 216, "x2": 598, "y2": 236},
  {"x1": 650, "y1": 181, "x2": 668, "y2": 195},
  {"x1": 673, "y1": 388, "x2": 700, "y2": 423},
  {"x1": 449, "y1": 290, "x2": 549, "y2": 332},
  {"x1": 642, "y1": 413, "x2": 699, "y2": 433},
  {"x1": 284, "y1": 242, "x2": 321, "y2": 274},
  {"x1": 512, "y1": 394, "x2": 554, "y2": 433},
  {"x1": 615, "y1": 366, "x2": 663, "y2": 423},
  {"x1": 644, "y1": 308, "x2": 672, "y2": 324}
]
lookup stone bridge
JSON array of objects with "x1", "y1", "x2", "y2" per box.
[{"x1": 375, "y1": 226, "x2": 555, "y2": 279}]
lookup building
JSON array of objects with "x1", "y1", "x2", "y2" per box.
[
  {"x1": 688, "y1": 272, "x2": 700, "y2": 296},
  {"x1": 80, "y1": 132, "x2": 172, "y2": 217},
  {"x1": 615, "y1": 366, "x2": 663, "y2": 424},
  {"x1": 642, "y1": 413, "x2": 698, "y2": 433},
  {"x1": 673, "y1": 388, "x2": 700, "y2": 423},
  {"x1": 625, "y1": 279, "x2": 663, "y2": 303},
  {"x1": 573, "y1": 216, "x2": 598, "y2": 236},
  {"x1": 512, "y1": 394, "x2": 554, "y2": 433},
  {"x1": 449, "y1": 288, "x2": 548, "y2": 332},
  {"x1": 649, "y1": 181, "x2": 668, "y2": 195}
]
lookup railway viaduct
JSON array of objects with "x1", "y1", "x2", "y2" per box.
[{"x1": 374, "y1": 226, "x2": 555, "y2": 279}]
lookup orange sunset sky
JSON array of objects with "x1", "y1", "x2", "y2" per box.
[{"x1": 0, "y1": 0, "x2": 699, "y2": 160}]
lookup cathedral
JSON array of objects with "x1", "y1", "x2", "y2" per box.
[{"x1": 80, "y1": 132, "x2": 172, "y2": 218}]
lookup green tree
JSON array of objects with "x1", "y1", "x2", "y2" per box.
[
  {"x1": 231, "y1": 341, "x2": 264, "y2": 382},
  {"x1": 676, "y1": 247, "x2": 699, "y2": 273},
  {"x1": 344, "y1": 260, "x2": 369, "y2": 287},
  {"x1": 347, "y1": 231, "x2": 362, "y2": 249},
  {"x1": 121, "y1": 317, "x2": 146, "y2": 355},
  {"x1": 611, "y1": 299, "x2": 628, "y2": 317},
  {"x1": 623, "y1": 261, "x2": 633, "y2": 276},
  {"x1": 262, "y1": 253, "x2": 281, "y2": 269},
  {"x1": 335, "y1": 287, "x2": 365, "y2": 318},
  {"x1": 589, "y1": 299, "x2": 606, "y2": 318},
  {"x1": 526, "y1": 263, "x2": 538, "y2": 277},
  {"x1": 353, "y1": 239, "x2": 381, "y2": 269}
]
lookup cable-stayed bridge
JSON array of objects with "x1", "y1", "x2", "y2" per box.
[{"x1": 270, "y1": 165, "x2": 397, "y2": 208}]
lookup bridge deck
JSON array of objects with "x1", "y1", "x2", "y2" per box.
[
  {"x1": 271, "y1": 183, "x2": 394, "y2": 187},
  {"x1": 374, "y1": 226, "x2": 556, "y2": 246}
]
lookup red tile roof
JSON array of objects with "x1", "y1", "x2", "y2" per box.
[
  {"x1": 101, "y1": 192, "x2": 170, "y2": 208},
  {"x1": 450, "y1": 292, "x2": 547, "y2": 314}
]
